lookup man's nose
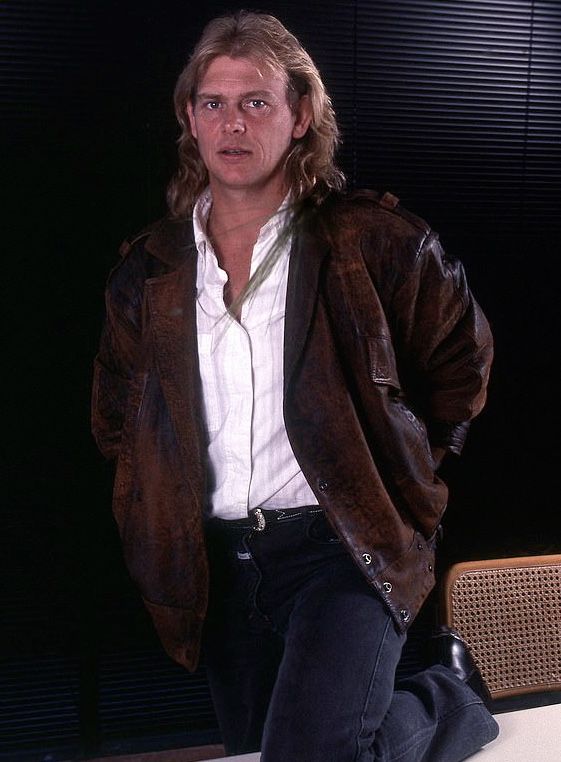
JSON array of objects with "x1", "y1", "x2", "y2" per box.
[{"x1": 223, "y1": 106, "x2": 246, "y2": 134}]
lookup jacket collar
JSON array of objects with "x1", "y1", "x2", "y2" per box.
[{"x1": 144, "y1": 216, "x2": 197, "y2": 269}]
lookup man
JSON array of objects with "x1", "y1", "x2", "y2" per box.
[{"x1": 92, "y1": 11, "x2": 498, "y2": 761}]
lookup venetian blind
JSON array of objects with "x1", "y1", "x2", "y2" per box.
[{"x1": 351, "y1": 0, "x2": 561, "y2": 234}]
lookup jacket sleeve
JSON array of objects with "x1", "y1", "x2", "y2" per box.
[
  {"x1": 387, "y1": 231, "x2": 493, "y2": 455},
  {"x1": 91, "y1": 243, "x2": 147, "y2": 460}
]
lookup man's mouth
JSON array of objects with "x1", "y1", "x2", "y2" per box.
[{"x1": 219, "y1": 148, "x2": 250, "y2": 155}]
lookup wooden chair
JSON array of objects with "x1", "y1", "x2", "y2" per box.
[{"x1": 441, "y1": 554, "x2": 561, "y2": 700}]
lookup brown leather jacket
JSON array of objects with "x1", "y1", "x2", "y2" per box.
[{"x1": 92, "y1": 190, "x2": 493, "y2": 670}]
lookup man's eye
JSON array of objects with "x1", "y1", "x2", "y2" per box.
[
  {"x1": 204, "y1": 101, "x2": 221, "y2": 110},
  {"x1": 246, "y1": 99, "x2": 266, "y2": 109}
]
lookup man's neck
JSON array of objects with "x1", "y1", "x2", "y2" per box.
[
  {"x1": 207, "y1": 184, "x2": 287, "y2": 247},
  {"x1": 204, "y1": 184, "x2": 288, "y2": 318}
]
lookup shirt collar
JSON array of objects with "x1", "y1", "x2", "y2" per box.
[{"x1": 192, "y1": 187, "x2": 213, "y2": 254}]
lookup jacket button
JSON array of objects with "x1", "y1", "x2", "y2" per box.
[
  {"x1": 383, "y1": 581, "x2": 393, "y2": 593},
  {"x1": 362, "y1": 553, "x2": 372, "y2": 565},
  {"x1": 428, "y1": 564, "x2": 433, "y2": 572},
  {"x1": 318, "y1": 479, "x2": 328, "y2": 492},
  {"x1": 400, "y1": 609, "x2": 411, "y2": 623},
  {"x1": 417, "y1": 542, "x2": 423, "y2": 550}
]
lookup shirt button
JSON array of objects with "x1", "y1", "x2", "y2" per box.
[
  {"x1": 318, "y1": 479, "x2": 328, "y2": 492},
  {"x1": 362, "y1": 553, "x2": 372, "y2": 565},
  {"x1": 400, "y1": 609, "x2": 411, "y2": 623},
  {"x1": 383, "y1": 581, "x2": 393, "y2": 593}
]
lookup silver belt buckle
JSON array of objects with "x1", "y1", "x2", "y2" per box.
[{"x1": 251, "y1": 508, "x2": 266, "y2": 532}]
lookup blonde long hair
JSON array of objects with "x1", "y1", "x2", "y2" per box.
[{"x1": 167, "y1": 10, "x2": 345, "y2": 218}]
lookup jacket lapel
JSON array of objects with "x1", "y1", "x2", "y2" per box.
[
  {"x1": 284, "y1": 219, "x2": 330, "y2": 391},
  {"x1": 144, "y1": 226, "x2": 205, "y2": 473}
]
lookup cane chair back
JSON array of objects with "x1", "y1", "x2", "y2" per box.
[{"x1": 441, "y1": 554, "x2": 561, "y2": 699}]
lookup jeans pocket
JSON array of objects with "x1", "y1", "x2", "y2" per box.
[{"x1": 306, "y1": 513, "x2": 342, "y2": 545}]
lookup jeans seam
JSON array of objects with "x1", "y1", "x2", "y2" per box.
[{"x1": 355, "y1": 615, "x2": 395, "y2": 762}]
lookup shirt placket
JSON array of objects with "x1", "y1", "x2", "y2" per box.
[{"x1": 223, "y1": 321, "x2": 254, "y2": 512}]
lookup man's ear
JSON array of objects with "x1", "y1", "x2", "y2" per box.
[
  {"x1": 292, "y1": 94, "x2": 312, "y2": 139},
  {"x1": 186, "y1": 100, "x2": 198, "y2": 139}
]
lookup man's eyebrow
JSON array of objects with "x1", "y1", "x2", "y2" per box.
[
  {"x1": 241, "y1": 90, "x2": 278, "y2": 100},
  {"x1": 195, "y1": 89, "x2": 279, "y2": 101},
  {"x1": 195, "y1": 92, "x2": 221, "y2": 101}
]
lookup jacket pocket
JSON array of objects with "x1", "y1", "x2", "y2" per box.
[
  {"x1": 392, "y1": 398, "x2": 435, "y2": 468},
  {"x1": 364, "y1": 334, "x2": 401, "y2": 390},
  {"x1": 363, "y1": 335, "x2": 435, "y2": 475}
]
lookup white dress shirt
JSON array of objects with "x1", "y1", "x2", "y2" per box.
[{"x1": 193, "y1": 189, "x2": 319, "y2": 520}]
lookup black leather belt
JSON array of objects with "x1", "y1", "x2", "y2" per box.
[
  {"x1": 208, "y1": 505, "x2": 322, "y2": 532},
  {"x1": 249, "y1": 506, "x2": 322, "y2": 532}
]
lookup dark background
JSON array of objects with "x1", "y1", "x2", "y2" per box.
[{"x1": 3, "y1": 0, "x2": 560, "y2": 759}]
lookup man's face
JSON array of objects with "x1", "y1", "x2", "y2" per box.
[{"x1": 187, "y1": 55, "x2": 311, "y2": 202}]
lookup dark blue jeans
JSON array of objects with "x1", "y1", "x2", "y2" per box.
[{"x1": 202, "y1": 510, "x2": 499, "y2": 761}]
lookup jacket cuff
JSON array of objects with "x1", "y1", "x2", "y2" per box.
[{"x1": 429, "y1": 420, "x2": 471, "y2": 456}]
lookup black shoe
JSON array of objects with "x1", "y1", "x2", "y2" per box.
[{"x1": 430, "y1": 626, "x2": 494, "y2": 710}]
